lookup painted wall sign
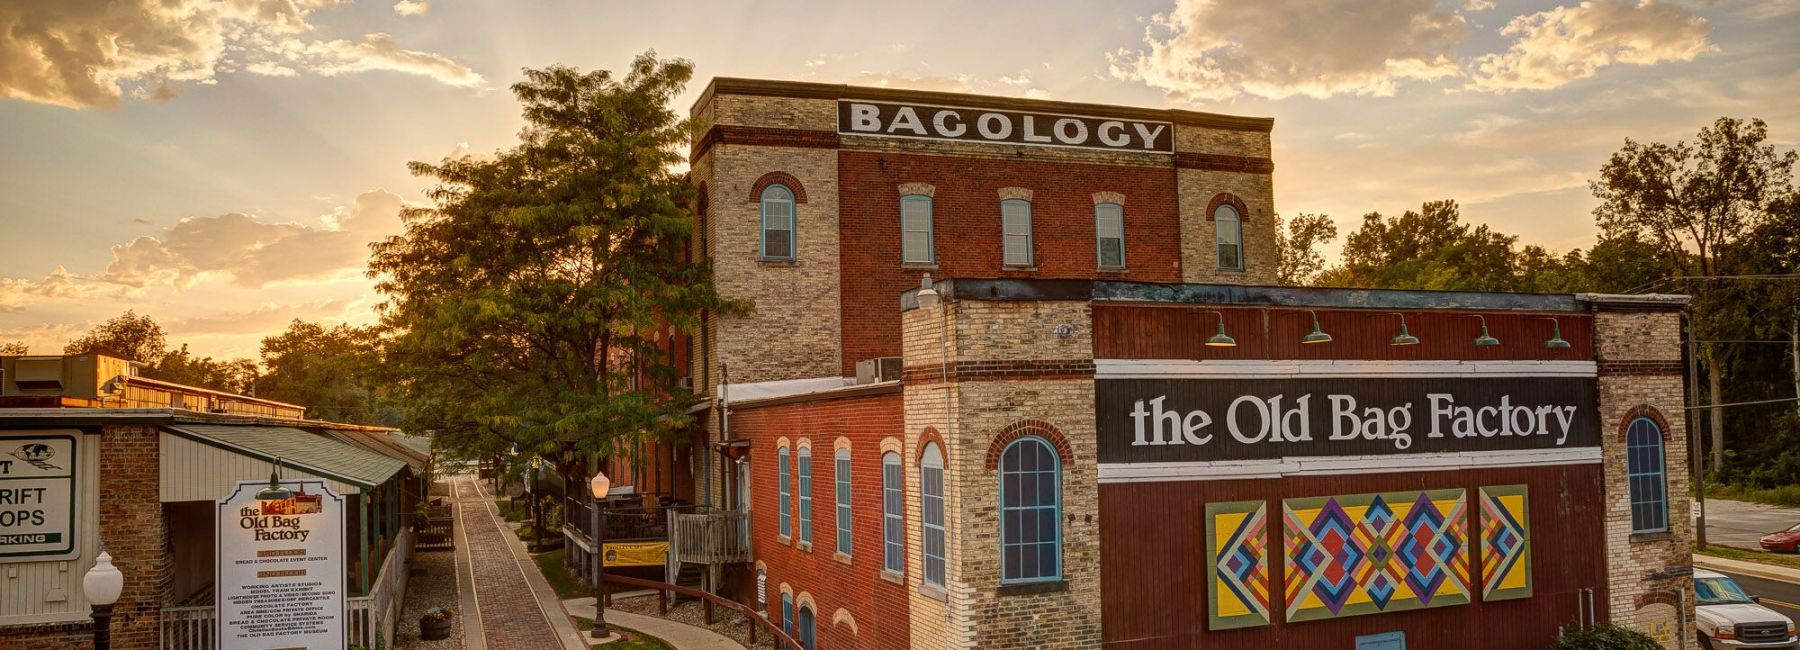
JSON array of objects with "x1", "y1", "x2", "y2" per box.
[
  {"x1": 217, "y1": 479, "x2": 346, "y2": 650},
  {"x1": 837, "y1": 100, "x2": 1174, "y2": 153},
  {"x1": 0, "y1": 433, "x2": 77, "y2": 562},
  {"x1": 1096, "y1": 377, "x2": 1598, "y2": 464}
]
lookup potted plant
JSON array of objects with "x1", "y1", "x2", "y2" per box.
[{"x1": 420, "y1": 607, "x2": 454, "y2": 640}]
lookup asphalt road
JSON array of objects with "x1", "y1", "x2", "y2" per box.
[
  {"x1": 1716, "y1": 570, "x2": 1800, "y2": 624},
  {"x1": 1700, "y1": 498, "x2": 1800, "y2": 548}
]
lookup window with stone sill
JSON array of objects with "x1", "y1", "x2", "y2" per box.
[
  {"x1": 1096, "y1": 203, "x2": 1126, "y2": 269},
  {"x1": 778, "y1": 446, "x2": 792, "y2": 539},
  {"x1": 1626, "y1": 416, "x2": 1668, "y2": 534},
  {"x1": 1215, "y1": 204, "x2": 1244, "y2": 270},
  {"x1": 1002, "y1": 199, "x2": 1032, "y2": 267},
  {"x1": 882, "y1": 451, "x2": 904, "y2": 573},
  {"x1": 798, "y1": 446, "x2": 814, "y2": 546},
  {"x1": 902, "y1": 194, "x2": 935, "y2": 264},
  {"x1": 921, "y1": 442, "x2": 947, "y2": 588},
  {"x1": 835, "y1": 447, "x2": 852, "y2": 557},
  {"x1": 761, "y1": 184, "x2": 796, "y2": 261}
]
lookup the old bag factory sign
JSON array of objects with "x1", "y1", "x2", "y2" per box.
[
  {"x1": 1096, "y1": 377, "x2": 1599, "y2": 464},
  {"x1": 838, "y1": 100, "x2": 1174, "y2": 153},
  {"x1": 217, "y1": 479, "x2": 346, "y2": 650}
]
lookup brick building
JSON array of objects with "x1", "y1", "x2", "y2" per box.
[{"x1": 662, "y1": 78, "x2": 1700, "y2": 650}]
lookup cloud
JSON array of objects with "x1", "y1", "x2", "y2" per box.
[
  {"x1": 844, "y1": 72, "x2": 974, "y2": 93},
  {"x1": 393, "y1": 0, "x2": 428, "y2": 16},
  {"x1": 998, "y1": 70, "x2": 1032, "y2": 86},
  {"x1": 0, "y1": 267, "x2": 99, "y2": 312},
  {"x1": 1466, "y1": 0, "x2": 1714, "y2": 93},
  {"x1": 168, "y1": 298, "x2": 352, "y2": 335},
  {"x1": 0, "y1": 0, "x2": 481, "y2": 109},
  {"x1": 1109, "y1": 0, "x2": 1466, "y2": 100},
  {"x1": 101, "y1": 189, "x2": 407, "y2": 288}
]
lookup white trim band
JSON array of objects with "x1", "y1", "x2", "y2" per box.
[
  {"x1": 1095, "y1": 359, "x2": 1598, "y2": 380},
  {"x1": 1097, "y1": 447, "x2": 1601, "y2": 483}
]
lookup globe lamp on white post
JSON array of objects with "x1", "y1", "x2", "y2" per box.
[
  {"x1": 589, "y1": 470, "x2": 611, "y2": 637},
  {"x1": 83, "y1": 549, "x2": 123, "y2": 650}
]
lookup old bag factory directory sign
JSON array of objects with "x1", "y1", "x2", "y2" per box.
[{"x1": 217, "y1": 479, "x2": 346, "y2": 649}]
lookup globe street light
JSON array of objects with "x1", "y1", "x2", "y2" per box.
[
  {"x1": 83, "y1": 549, "x2": 123, "y2": 650},
  {"x1": 589, "y1": 470, "x2": 611, "y2": 637}
]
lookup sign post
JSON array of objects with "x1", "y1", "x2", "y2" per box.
[
  {"x1": 0, "y1": 433, "x2": 78, "y2": 562},
  {"x1": 216, "y1": 479, "x2": 346, "y2": 650}
]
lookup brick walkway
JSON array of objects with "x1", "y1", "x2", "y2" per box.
[{"x1": 455, "y1": 476, "x2": 566, "y2": 650}]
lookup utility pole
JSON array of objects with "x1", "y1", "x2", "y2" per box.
[
  {"x1": 1687, "y1": 307, "x2": 1709, "y2": 549},
  {"x1": 1791, "y1": 307, "x2": 1799, "y2": 405}
]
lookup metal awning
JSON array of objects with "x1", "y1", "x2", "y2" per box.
[{"x1": 164, "y1": 424, "x2": 407, "y2": 495}]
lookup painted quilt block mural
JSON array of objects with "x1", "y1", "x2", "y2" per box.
[
  {"x1": 1206, "y1": 500, "x2": 1271, "y2": 630},
  {"x1": 1282, "y1": 489, "x2": 1470, "y2": 623},
  {"x1": 1479, "y1": 485, "x2": 1532, "y2": 601}
]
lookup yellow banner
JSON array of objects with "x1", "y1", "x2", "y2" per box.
[{"x1": 603, "y1": 541, "x2": 668, "y2": 567}]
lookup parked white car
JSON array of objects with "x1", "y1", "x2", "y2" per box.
[{"x1": 1695, "y1": 569, "x2": 1798, "y2": 649}]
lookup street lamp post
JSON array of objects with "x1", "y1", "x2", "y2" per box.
[
  {"x1": 589, "y1": 470, "x2": 611, "y2": 637},
  {"x1": 83, "y1": 549, "x2": 123, "y2": 650}
]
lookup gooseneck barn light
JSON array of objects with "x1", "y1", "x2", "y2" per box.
[
  {"x1": 1300, "y1": 310, "x2": 1333, "y2": 344},
  {"x1": 254, "y1": 457, "x2": 292, "y2": 501},
  {"x1": 1457, "y1": 315, "x2": 1501, "y2": 347},
  {"x1": 1377, "y1": 312, "x2": 1420, "y2": 346},
  {"x1": 1530, "y1": 316, "x2": 1572, "y2": 349},
  {"x1": 1203, "y1": 310, "x2": 1237, "y2": 347}
]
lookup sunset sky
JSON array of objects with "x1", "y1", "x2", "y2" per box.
[{"x1": 2, "y1": 0, "x2": 1796, "y2": 360}]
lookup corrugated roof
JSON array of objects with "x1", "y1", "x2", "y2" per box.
[
  {"x1": 391, "y1": 433, "x2": 432, "y2": 457},
  {"x1": 169, "y1": 424, "x2": 407, "y2": 488},
  {"x1": 311, "y1": 427, "x2": 429, "y2": 473}
]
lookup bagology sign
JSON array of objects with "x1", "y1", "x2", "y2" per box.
[
  {"x1": 217, "y1": 479, "x2": 345, "y2": 650},
  {"x1": 838, "y1": 100, "x2": 1174, "y2": 153},
  {"x1": 1096, "y1": 377, "x2": 1599, "y2": 464}
]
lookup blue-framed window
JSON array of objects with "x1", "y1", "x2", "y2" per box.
[
  {"x1": 1001, "y1": 199, "x2": 1032, "y2": 266},
  {"x1": 835, "y1": 448, "x2": 853, "y2": 556},
  {"x1": 921, "y1": 443, "x2": 946, "y2": 588},
  {"x1": 1000, "y1": 437, "x2": 1061, "y2": 584},
  {"x1": 1356, "y1": 631, "x2": 1406, "y2": 650},
  {"x1": 761, "y1": 184, "x2": 796, "y2": 260},
  {"x1": 1215, "y1": 204, "x2": 1243, "y2": 270},
  {"x1": 901, "y1": 194, "x2": 934, "y2": 263},
  {"x1": 1626, "y1": 417, "x2": 1668, "y2": 533},
  {"x1": 1096, "y1": 203, "x2": 1125, "y2": 269},
  {"x1": 781, "y1": 593, "x2": 794, "y2": 637},
  {"x1": 882, "y1": 451, "x2": 904, "y2": 573},
  {"x1": 797, "y1": 604, "x2": 817, "y2": 650},
  {"x1": 798, "y1": 447, "x2": 813, "y2": 545},
  {"x1": 778, "y1": 447, "x2": 792, "y2": 539}
]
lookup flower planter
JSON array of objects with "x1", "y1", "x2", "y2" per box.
[{"x1": 421, "y1": 615, "x2": 453, "y2": 640}]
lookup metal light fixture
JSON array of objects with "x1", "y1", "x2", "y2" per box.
[
  {"x1": 1379, "y1": 312, "x2": 1420, "y2": 346},
  {"x1": 254, "y1": 457, "x2": 292, "y2": 501},
  {"x1": 589, "y1": 469, "x2": 611, "y2": 638},
  {"x1": 1459, "y1": 315, "x2": 1501, "y2": 347},
  {"x1": 915, "y1": 274, "x2": 940, "y2": 310},
  {"x1": 1203, "y1": 310, "x2": 1237, "y2": 347},
  {"x1": 83, "y1": 548, "x2": 123, "y2": 650},
  {"x1": 1300, "y1": 310, "x2": 1333, "y2": 344},
  {"x1": 1530, "y1": 316, "x2": 1572, "y2": 349}
]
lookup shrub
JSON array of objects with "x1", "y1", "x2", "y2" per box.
[{"x1": 1550, "y1": 625, "x2": 1663, "y2": 650}]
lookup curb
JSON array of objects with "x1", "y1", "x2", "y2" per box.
[{"x1": 1694, "y1": 553, "x2": 1800, "y2": 585}]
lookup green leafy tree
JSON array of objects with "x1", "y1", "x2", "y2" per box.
[
  {"x1": 0, "y1": 341, "x2": 27, "y2": 355},
  {"x1": 64, "y1": 310, "x2": 167, "y2": 362},
  {"x1": 1323, "y1": 200, "x2": 1521, "y2": 292},
  {"x1": 1274, "y1": 213, "x2": 1338, "y2": 286},
  {"x1": 1591, "y1": 117, "x2": 1798, "y2": 471},
  {"x1": 257, "y1": 320, "x2": 397, "y2": 425},
  {"x1": 1549, "y1": 624, "x2": 1662, "y2": 650},
  {"x1": 152, "y1": 344, "x2": 255, "y2": 393},
  {"x1": 370, "y1": 52, "x2": 747, "y2": 476}
]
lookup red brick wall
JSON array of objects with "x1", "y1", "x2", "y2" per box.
[
  {"x1": 731, "y1": 391, "x2": 909, "y2": 650},
  {"x1": 837, "y1": 151, "x2": 1184, "y2": 375}
]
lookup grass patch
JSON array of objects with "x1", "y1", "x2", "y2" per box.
[
  {"x1": 1698, "y1": 545, "x2": 1800, "y2": 571},
  {"x1": 574, "y1": 619, "x2": 674, "y2": 650},
  {"x1": 495, "y1": 499, "x2": 529, "y2": 522},
  {"x1": 1707, "y1": 484, "x2": 1800, "y2": 508},
  {"x1": 534, "y1": 548, "x2": 591, "y2": 600}
]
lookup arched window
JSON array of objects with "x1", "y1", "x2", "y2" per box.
[
  {"x1": 781, "y1": 592, "x2": 794, "y2": 637},
  {"x1": 1095, "y1": 203, "x2": 1125, "y2": 269},
  {"x1": 920, "y1": 443, "x2": 947, "y2": 588},
  {"x1": 797, "y1": 604, "x2": 817, "y2": 650},
  {"x1": 1001, "y1": 199, "x2": 1032, "y2": 266},
  {"x1": 1215, "y1": 204, "x2": 1243, "y2": 270},
  {"x1": 778, "y1": 446, "x2": 792, "y2": 539},
  {"x1": 1626, "y1": 417, "x2": 1668, "y2": 533},
  {"x1": 881, "y1": 451, "x2": 904, "y2": 573},
  {"x1": 1000, "y1": 437, "x2": 1062, "y2": 584},
  {"x1": 901, "y1": 195, "x2": 934, "y2": 263},
  {"x1": 835, "y1": 448, "x2": 853, "y2": 556},
  {"x1": 761, "y1": 184, "x2": 796, "y2": 260},
  {"x1": 798, "y1": 447, "x2": 814, "y2": 545}
]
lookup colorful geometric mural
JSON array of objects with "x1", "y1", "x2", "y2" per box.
[
  {"x1": 1479, "y1": 485, "x2": 1532, "y2": 601},
  {"x1": 1206, "y1": 500, "x2": 1271, "y2": 630},
  {"x1": 1282, "y1": 489, "x2": 1470, "y2": 622}
]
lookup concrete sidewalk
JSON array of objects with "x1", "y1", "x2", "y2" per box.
[
  {"x1": 1694, "y1": 553, "x2": 1800, "y2": 584},
  {"x1": 562, "y1": 597, "x2": 748, "y2": 650}
]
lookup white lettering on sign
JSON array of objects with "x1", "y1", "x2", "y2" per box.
[
  {"x1": 1128, "y1": 392, "x2": 1581, "y2": 451},
  {"x1": 838, "y1": 100, "x2": 1174, "y2": 152}
]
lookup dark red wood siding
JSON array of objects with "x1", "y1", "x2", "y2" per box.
[
  {"x1": 1092, "y1": 304, "x2": 1593, "y2": 361},
  {"x1": 1099, "y1": 464, "x2": 1607, "y2": 649}
]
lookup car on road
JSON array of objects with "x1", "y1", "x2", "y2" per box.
[
  {"x1": 1762, "y1": 524, "x2": 1800, "y2": 553},
  {"x1": 1695, "y1": 569, "x2": 1799, "y2": 649}
]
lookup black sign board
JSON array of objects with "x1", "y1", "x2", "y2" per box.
[
  {"x1": 837, "y1": 100, "x2": 1174, "y2": 153},
  {"x1": 1095, "y1": 377, "x2": 1598, "y2": 464}
]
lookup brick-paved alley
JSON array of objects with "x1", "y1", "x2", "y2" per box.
[{"x1": 455, "y1": 475, "x2": 566, "y2": 650}]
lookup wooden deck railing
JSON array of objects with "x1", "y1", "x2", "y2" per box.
[
  {"x1": 602, "y1": 573, "x2": 802, "y2": 650},
  {"x1": 669, "y1": 509, "x2": 751, "y2": 565}
]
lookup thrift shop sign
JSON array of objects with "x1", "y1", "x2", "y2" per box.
[
  {"x1": 0, "y1": 433, "x2": 77, "y2": 562},
  {"x1": 838, "y1": 100, "x2": 1175, "y2": 153},
  {"x1": 1096, "y1": 377, "x2": 1598, "y2": 464},
  {"x1": 217, "y1": 479, "x2": 345, "y2": 650}
]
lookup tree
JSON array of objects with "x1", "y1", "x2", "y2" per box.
[
  {"x1": 1591, "y1": 117, "x2": 1798, "y2": 472},
  {"x1": 258, "y1": 320, "x2": 397, "y2": 425},
  {"x1": 370, "y1": 53, "x2": 747, "y2": 476},
  {"x1": 0, "y1": 341, "x2": 26, "y2": 355},
  {"x1": 1323, "y1": 200, "x2": 1521, "y2": 292},
  {"x1": 1274, "y1": 213, "x2": 1337, "y2": 286},
  {"x1": 151, "y1": 344, "x2": 255, "y2": 393},
  {"x1": 64, "y1": 310, "x2": 166, "y2": 362}
]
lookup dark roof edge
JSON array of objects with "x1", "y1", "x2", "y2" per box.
[
  {"x1": 899, "y1": 279, "x2": 1660, "y2": 313},
  {"x1": 728, "y1": 381, "x2": 901, "y2": 412},
  {"x1": 1576, "y1": 293, "x2": 1692, "y2": 312},
  {"x1": 163, "y1": 424, "x2": 376, "y2": 489},
  {"x1": 694, "y1": 77, "x2": 1275, "y2": 133}
]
